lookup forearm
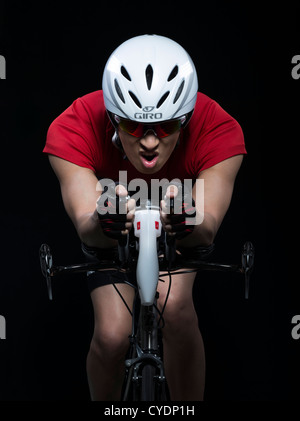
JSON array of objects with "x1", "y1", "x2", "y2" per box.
[
  {"x1": 176, "y1": 212, "x2": 217, "y2": 248},
  {"x1": 75, "y1": 209, "x2": 118, "y2": 248}
]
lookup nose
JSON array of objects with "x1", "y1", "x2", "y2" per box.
[{"x1": 140, "y1": 131, "x2": 159, "y2": 151}]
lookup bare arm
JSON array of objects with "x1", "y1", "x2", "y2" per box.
[
  {"x1": 162, "y1": 155, "x2": 243, "y2": 247},
  {"x1": 49, "y1": 155, "x2": 117, "y2": 248},
  {"x1": 183, "y1": 154, "x2": 243, "y2": 246}
]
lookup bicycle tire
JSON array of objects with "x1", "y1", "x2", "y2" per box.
[{"x1": 140, "y1": 364, "x2": 156, "y2": 401}]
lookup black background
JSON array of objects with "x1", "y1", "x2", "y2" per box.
[{"x1": 0, "y1": 0, "x2": 299, "y2": 401}]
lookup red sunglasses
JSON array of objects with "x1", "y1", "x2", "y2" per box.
[{"x1": 111, "y1": 114, "x2": 186, "y2": 138}]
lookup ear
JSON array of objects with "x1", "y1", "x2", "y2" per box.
[
  {"x1": 112, "y1": 131, "x2": 128, "y2": 160},
  {"x1": 112, "y1": 131, "x2": 123, "y2": 150},
  {"x1": 175, "y1": 132, "x2": 181, "y2": 149}
]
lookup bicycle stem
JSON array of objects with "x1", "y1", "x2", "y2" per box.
[{"x1": 139, "y1": 304, "x2": 159, "y2": 352}]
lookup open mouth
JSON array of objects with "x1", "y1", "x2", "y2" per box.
[
  {"x1": 143, "y1": 154, "x2": 156, "y2": 161},
  {"x1": 140, "y1": 152, "x2": 159, "y2": 168}
]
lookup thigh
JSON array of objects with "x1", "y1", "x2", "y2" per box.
[
  {"x1": 90, "y1": 283, "x2": 135, "y2": 335},
  {"x1": 157, "y1": 270, "x2": 199, "y2": 337},
  {"x1": 157, "y1": 270, "x2": 197, "y2": 309}
]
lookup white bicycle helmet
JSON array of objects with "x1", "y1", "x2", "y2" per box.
[{"x1": 102, "y1": 34, "x2": 198, "y2": 123}]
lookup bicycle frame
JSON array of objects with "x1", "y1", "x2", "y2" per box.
[{"x1": 39, "y1": 204, "x2": 254, "y2": 401}]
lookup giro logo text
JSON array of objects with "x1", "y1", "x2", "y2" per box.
[
  {"x1": 0, "y1": 55, "x2": 6, "y2": 79},
  {"x1": 0, "y1": 315, "x2": 6, "y2": 339},
  {"x1": 134, "y1": 112, "x2": 163, "y2": 119},
  {"x1": 291, "y1": 55, "x2": 300, "y2": 80}
]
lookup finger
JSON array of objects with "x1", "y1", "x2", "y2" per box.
[
  {"x1": 161, "y1": 197, "x2": 175, "y2": 216},
  {"x1": 126, "y1": 213, "x2": 135, "y2": 223},
  {"x1": 164, "y1": 224, "x2": 174, "y2": 233},
  {"x1": 160, "y1": 208, "x2": 171, "y2": 224},
  {"x1": 163, "y1": 221, "x2": 175, "y2": 234},
  {"x1": 160, "y1": 199, "x2": 166, "y2": 214},
  {"x1": 115, "y1": 184, "x2": 128, "y2": 197},
  {"x1": 127, "y1": 198, "x2": 136, "y2": 215},
  {"x1": 125, "y1": 221, "x2": 133, "y2": 229},
  {"x1": 160, "y1": 199, "x2": 170, "y2": 215},
  {"x1": 165, "y1": 184, "x2": 179, "y2": 199}
]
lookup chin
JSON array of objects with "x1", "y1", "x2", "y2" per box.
[
  {"x1": 128, "y1": 157, "x2": 163, "y2": 175},
  {"x1": 136, "y1": 165, "x2": 160, "y2": 175}
]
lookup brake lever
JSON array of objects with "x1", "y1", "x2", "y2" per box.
[
  {"x1": 117, "y1": 194, "x2": 130, "y2": 264},
  {"x1": 241, "y1": 241, "x2": 255, "y2": 299},
  {"x1": 39, "y1": 244, "x2": 53, "y2": 300},
  {"x1": 164, "y1": 196, "x2": 176, "y2": 267}
]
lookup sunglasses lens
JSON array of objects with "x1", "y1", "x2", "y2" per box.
[
  {"x1": 118, "y1": 119, "x2": 144, "y2": 137},
  {"x1": 116, "y1": 116, "x2": 185, "y2": 138},
  {"x1": 155, "y1": 120, "x2": 182, "y2": 138}
]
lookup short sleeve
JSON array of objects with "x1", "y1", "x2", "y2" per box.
[
  {"x1": 43, "y1": 96, "x2": 101, "y2": 172},
  {"x1": 185, "y1": 97, "x2": 247, "y2": 175}
]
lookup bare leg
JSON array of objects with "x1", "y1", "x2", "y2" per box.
[
  {"x1": 86, "y1": 283, "x2": 135, "y2": 401},
  {"x1": 157, "y1": 272, "x2": 205, "y2": 401}
]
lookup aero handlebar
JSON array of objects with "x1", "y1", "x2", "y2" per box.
[
  {"x1": 134, "y1": 204, "x2": 162, "y2": 305},
  {"x1": 39, "y1": 201, "x2": 254, "y2": 302}
]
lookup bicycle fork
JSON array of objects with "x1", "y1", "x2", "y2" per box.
[{"x1": 123, "y1": 303, "x2": 167, "y2": 401}]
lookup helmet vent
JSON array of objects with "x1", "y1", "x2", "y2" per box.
[
  {"x1": 145, "y1": 64, "x2": 153, "y2": 90},
  {"x1": 156, "y1": 91, "x2": 170, "y2": 109},
  {"x1": 128, "y1": 91, "x2": 142, "y2": 108},
  {"x1": 167, "y1": 65, "x2": 178, "y2": 82},
  {"x1": 121, "y1": 65, "x2": 131, "y2": 81},
  {"x1": 173, "y1": 80, "x2": 185, "y2": 104},
  {"x1": 114, "y1": 78, "x2": 125, "y2": 103}
]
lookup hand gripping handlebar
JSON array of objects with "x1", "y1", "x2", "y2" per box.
[{"x1": 40, "y1": 193, "x2": 255, "y2": 301}]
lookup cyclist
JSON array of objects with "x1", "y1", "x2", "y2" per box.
[{"x1": 43, "y1": 34, "x2": 246, "y2": 401}]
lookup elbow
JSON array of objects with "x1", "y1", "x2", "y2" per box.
[
  {"x1": 197, "y1": 225, "x2": 216, "y2": 247},
  {"x1": 193, "y1": 213, "x2": 218, "y2": 247},
  {"x1": 201, "y1": 212, "x2": 219, "y2": 246}
]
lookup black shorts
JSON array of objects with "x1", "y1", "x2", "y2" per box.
[
  {"x1": 81, "y1": 240, "x2": 215, "y2": 294},
  {"x1": 81, "y1": 243, "x2": 137, "y2": 293}
]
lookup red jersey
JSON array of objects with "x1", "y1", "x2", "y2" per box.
[{"x1": 43, "y1": 90, "x2": 246, "y2": 183}]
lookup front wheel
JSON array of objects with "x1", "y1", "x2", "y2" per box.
[
  {"x1": 140, "y1": 363, "x2": 169, "y2": 401},
  {"x1": 140, "y1": 364, "x2": 156, "y2": 401}
]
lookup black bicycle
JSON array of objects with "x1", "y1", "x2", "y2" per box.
[{"x1": 39, "y1": 202, "x2": 254, "y2": 401}]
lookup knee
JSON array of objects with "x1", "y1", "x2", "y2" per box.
[
  {"x1": 89, "y1": 322, "x2": 130, "y2": 362},
  {"x1": 159, "y1": 296, "x2": 199, "y2": 337}
]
